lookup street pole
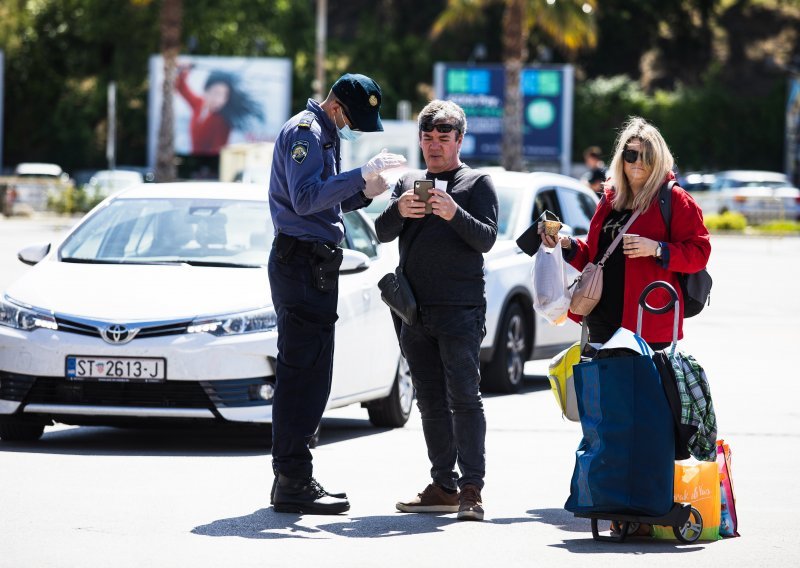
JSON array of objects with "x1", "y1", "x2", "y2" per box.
[
  {"x1": 314, "y1": 0, "x2": 327, "y2": 101},
  {"x1": 107, "y1": 81, "x2": 116, "y2": 172}
]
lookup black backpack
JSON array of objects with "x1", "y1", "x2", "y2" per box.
[{"x1": 657, "y1": 181, "x2": 712, "y2": 317}]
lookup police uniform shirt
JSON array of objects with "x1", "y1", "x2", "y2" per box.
[{"x1": 269, "y1": 99, "x2": 369, "y2": 244}]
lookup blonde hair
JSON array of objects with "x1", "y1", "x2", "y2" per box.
[{"x1": 607, "y1": 116, "x2": 674, "y2": 212}]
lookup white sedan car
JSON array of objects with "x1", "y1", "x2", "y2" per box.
[
  {"x1": 702, "y1": 170, "x2": 800, "y2": 223},
  {"x1": 0, "y1": 182, "x2": 413, "y2": 442}
]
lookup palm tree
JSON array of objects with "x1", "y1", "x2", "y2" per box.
[
  {"x1": 433, "y1": 0, "x2": 598, "y2": 171},
  {"x1": 131, "y1": 0, "x2": 182, "y2": 181},
  {"x1": 155, "y1": 0, "x2": 183, "y2": 182}
]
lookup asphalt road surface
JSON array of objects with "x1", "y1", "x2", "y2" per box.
[{"x1": 1, "y1": 215, "x2": 798, "y2": 567}]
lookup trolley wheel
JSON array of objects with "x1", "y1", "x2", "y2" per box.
[
  {"x1": 611, "y1": 521, "x2": 641, "y2": 535},
  {"x1": 673, "y1": 506, "x2": 703, "y2": 543}
]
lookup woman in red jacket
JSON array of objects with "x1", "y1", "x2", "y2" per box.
[
  {"x1": 176, "y1": 66, "x2": 265, "y2": 156},
  {"x1": 541, "y1": 116, "x2": 710, "y2": 349}
]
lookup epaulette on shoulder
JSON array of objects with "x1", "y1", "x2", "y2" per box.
[{"x1": 297, "y1": 111, "x2": 316, "y2": 130}]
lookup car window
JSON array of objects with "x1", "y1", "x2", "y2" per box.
[
  {"x1": 532, "y1": 188, "x2": 562, "y2": 224},
  {"x1": 556, "y1": 187, "x2": 595, "y2": 236},
  {"x1": 342, "y1": 212, "x2": 379, "y2": 258},
  {"x1": 60, "y1": 198, "x2": 272, "y2": 265},
  {"x1": 494, "y1": 185, "x2": 523, "y2": 239}
]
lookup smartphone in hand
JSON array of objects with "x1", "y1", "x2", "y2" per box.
[{"x1": 414, "y1": 180, "x2": 434, "y2": 214}]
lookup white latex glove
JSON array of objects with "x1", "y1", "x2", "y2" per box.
[
  {"x1": 361, "y1": 149, "x2": 407, "y2": 180},
  {"x1": 363, "y1": 174, "x2": 391, "y2": 198}
]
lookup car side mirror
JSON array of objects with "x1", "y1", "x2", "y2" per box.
[
  {"x1": 340, "y1": 249, "x2": 370, "y2": 274},
  {"x1": 18, "y1": 243, "x2": 51, "y2": 266}
]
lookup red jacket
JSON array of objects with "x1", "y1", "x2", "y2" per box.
[
  {"x1": 568, "y1": 175, "x2": 711, "y2": 343},
  {"x1": 176, "y1": 70, "x2": 231, "y2": 156}
]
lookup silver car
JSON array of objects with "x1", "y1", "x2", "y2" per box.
[{"x1": 694, "y1": 170, "x2": 800, "y2": 223}]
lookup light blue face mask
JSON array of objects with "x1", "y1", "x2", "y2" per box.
[{"x1": 337, "y1": 108, "x2": 363, "y2": 141}]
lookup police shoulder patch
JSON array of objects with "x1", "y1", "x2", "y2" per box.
[
  {"x1": 297, "y1": 111, "x2": 315, "y2": 130},
  {"x1": 291, "y1": 140, "x2": 310, "y2": 164}
]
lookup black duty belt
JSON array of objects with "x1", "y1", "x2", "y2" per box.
[{"x1": 274, "y1": 233, "x2": 338, "y2": 261}]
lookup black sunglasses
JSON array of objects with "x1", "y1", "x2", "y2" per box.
[
  {"x1": 622, "y1": 148, "x2": 650, "y2": 164},
  {"x1": 421, "y1": 122, "x2": 460, "y2": 134}
]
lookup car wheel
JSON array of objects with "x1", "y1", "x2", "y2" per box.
[
  {"x1": 482, "y1": 302, "x2": 529, "y2": 393},
  {"x1": 367, "y1": 356, "x2": 414, "y2": 428},
  {"x1": 0, "y1": 420, "x2": 45, "y2": 442}
]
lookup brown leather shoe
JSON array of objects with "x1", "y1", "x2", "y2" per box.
[
  {"x1": 396, "y1": 483, "x2": 459, "y2": 513},
  {"x1": 457, "y1": 484, "x2": 484, "y2": 521}
]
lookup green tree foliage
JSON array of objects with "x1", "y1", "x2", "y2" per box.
[
  {"x1": 0, "y1": 0, "x2": 795, "y2": 175},
  {"x1": 573, "y1": 73, "x2": 786, "y2": 172}
]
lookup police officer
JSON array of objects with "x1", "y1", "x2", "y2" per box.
[{"x1": 268, "y1": 73, "x2": 406, "y2": 514}]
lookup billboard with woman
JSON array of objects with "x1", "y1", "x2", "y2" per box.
[{"x1": 148, "y1": 55, "x2": 291, "y2": 166}]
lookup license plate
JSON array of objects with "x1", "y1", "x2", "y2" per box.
[{"x1": 66, "y1": 356, "x2": 167, "y2": 381}]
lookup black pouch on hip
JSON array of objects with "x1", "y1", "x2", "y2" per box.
[{"x1": 311, "y1": 246, "x2": 343, "y2": 291}]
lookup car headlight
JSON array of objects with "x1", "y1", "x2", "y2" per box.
[
  {"x1": 188, "y1": 306, "x2": 277, "y2": 336},
  {"x1": 0, "y1": 296, "x2": 58, "y2": 331}
]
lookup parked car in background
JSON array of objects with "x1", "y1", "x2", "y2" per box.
[
  {"x1": 0, "y1": 182, "x2": 412, "y2": 442},
  {"x1": 679, "y1": 171, "x2": 716, "y2": 192},
  {"x1": 87, "y1": 169, "x2": 145, "y2": 198},
  {"x1": 5, "y1": 163, "x2": 72, "y2": 215},
  {"x1": 364, "y1": 168, "x2": 597, "y2": 393},
  {"x1": 693, "y1": 170, "x2": 800, "y2": 222}
]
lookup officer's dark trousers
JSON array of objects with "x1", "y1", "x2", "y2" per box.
[
  {"x1": 400, "y1": 305, "x2": 486, "y2": 491},
  {"x1": 268, "y1": 248, "x2": 339, "y2": 479}
]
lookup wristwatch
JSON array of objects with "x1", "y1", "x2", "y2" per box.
[{"x1": 654, "y1": 243, "x2": 662, "y2": 259}]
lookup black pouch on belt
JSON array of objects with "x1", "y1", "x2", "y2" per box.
[
  {"x1": 311, "y1": 244, "x2": 343, "y2": 291},
  {"x1": 274, "y1": 233, "x2": 298, "y2": 262}
]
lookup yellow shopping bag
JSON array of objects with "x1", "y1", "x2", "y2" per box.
[
  {"x1": 547, "y1": 341, "x2": 581, "y2": 421},
  {"x1": 653, "y1": 460, "x2": 721, "y2": 541}
]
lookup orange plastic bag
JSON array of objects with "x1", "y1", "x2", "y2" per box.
[{"x1": 653, "y1": 460, "x2": 721, "y2": 541}]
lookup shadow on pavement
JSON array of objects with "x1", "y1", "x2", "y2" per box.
[
  {"x1": 482, "y1": 372, "x2": 551, "y2": 400},
  {"x1": 193, "y1": 509, "x2": 541, "y2": 540},
  {"x1": 527, "y1": 508, "x2": 707, "y2": 554},
  {"x1": 0, "y1": 416, "x2": 392, "y2": 457}
]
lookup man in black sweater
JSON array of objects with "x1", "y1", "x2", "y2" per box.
[{"x1": 375, "y1": 100, "x2": 498, "y2": 521}]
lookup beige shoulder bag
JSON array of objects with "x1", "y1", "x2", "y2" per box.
[{"x1": 569, "y1": 210, "x2": 640, "y2": 316}]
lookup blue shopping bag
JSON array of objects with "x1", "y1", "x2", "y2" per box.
[{"x1": 564, "y1": 353, "x2": 675, "y2": 516}]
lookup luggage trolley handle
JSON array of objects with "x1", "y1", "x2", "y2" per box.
[{"x1": 636, "y1": 281, "x2": 680, "y2": 349}]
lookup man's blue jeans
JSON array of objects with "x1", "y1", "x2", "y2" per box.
[{"x1": 400, "y1": 305, "x2": 486, "y2": 490}]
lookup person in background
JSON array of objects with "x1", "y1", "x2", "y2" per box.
[
  {"x1": 580, "y1": 145, "x2": 607, "y2": 190},
  {"x1": 375, "y1": 100, "x2": 498, "y2": 522},
  {"x1": 586, "y1": 166, "x2": 606, "y2": 196},
  {"x1": 268, "y1": 73, "x2": 406, "y2": 515},
  {"x1": 176, "y1": 65, "x2": 264, "y2": 155}
]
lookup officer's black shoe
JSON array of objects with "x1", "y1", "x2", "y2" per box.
[
  {"x1": 272, "y1": 474, "x2": 350, "y2": 514},
  {"x1": 270, "y1": 475, "x2": 347, "y2": 504}
]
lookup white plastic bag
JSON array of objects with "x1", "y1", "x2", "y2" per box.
[{"x1": 531, "y1": 242, "x2": 571, "y2": 325}]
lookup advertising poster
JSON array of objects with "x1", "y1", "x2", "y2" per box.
[
  {"x1": 787, "y1": 77, "x2": 800, "y2": 186},
  {"x1": 434, "y1": 63, "x2": 574, "y2": 174},
  {"x1": 148, "y1": 55, "x2": 291, "y2": 167},
  {"x1": 0, "y1": 50, "x2": 4, "y2": 172}
]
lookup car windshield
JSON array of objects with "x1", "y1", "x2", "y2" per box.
[
  {"x1": 60, "y1": 197, "x2": 272, "y2": 266},
  {"x1": 495, "y1": 185, "x2": 523, "y2": 240}
]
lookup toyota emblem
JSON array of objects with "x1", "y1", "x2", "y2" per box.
[{"x1": 100, "y1": 324, "x2": 139, "y2": 345}]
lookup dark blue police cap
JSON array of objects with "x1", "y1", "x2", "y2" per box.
[{"x1": 332, "y1": 73, "x2": 384, "y2": 132}]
